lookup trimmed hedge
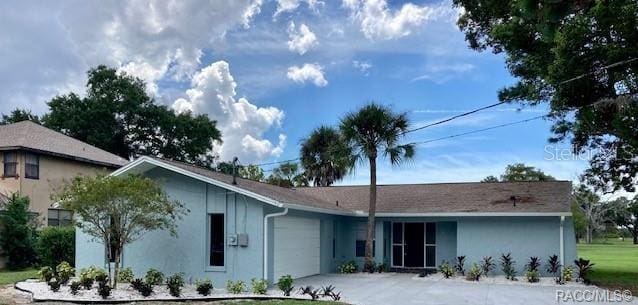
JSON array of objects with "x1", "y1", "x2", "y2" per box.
[{"x1": 36, "y1": 226, "x2": 75, "y2": 268}]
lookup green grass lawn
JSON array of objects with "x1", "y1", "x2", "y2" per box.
[
  {"x1": 577, "y1": 239, "x2": 638, "y2": 293},
  {"x1": 0, "y1": 268, "x2": 38, "y2": 286}
]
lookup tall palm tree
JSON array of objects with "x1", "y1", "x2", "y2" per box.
[
  {"x1": 340, "y1": 103, "x2": 415, "y2": 271},
  {"x1": 300, "y1": 126, "x2": 353, "y2": 186}
]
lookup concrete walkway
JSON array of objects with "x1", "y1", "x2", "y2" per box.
[{"x1": 295, "y1": 273, "x2": 638, "y2": 305}]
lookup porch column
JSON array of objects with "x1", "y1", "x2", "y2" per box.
[{"x1": 374, "y1": 220, "x2": 384, "y2": 263}]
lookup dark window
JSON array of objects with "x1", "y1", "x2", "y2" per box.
[
  {"x1": 426, "y1": 246, "x2": 436, "y2": 267},
  {"x1": 3, "y1": 152, "x2": 17, "y2": 177},
  {"x1": 355, "y1": 240, "x2": 375, "y2": 257},
  {"x1": 209, "y1": 214, "x2": 224, "y2": 266},
  {"x1": 47, "y1": 209, "x2": 72, "y2": 227},
  {"x1": 25, "y1": 153, "x2": 39, "y2": 179},
  {"x1": 426, "y1": 222, "x2": 436, "y2": 244},
  {"x1": 392, "y1": 222, "x2": 403, "y2": 244},
  {"x1": 392, "y1": 245, "x2": 403, "y2": 266}
]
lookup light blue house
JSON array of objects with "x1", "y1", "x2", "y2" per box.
[{"x1": 76, "y1": 156, "x2": 576, "y2": 285}]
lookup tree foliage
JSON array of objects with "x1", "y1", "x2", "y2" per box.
[
  {"x1": 36, "y1": 226, "x2": 75, "y2": 268},
  {"x1": 339, "y1": 103, "x2": 415, "y2": 271},
  {"x1": 239, "y1": 164, "x2": 265, "y2": 182},
  {"x1": 56, "y1": 174, "x2": 188, "y2": 286},
  {"x1": 0, "y1": 108, "x2": 41, "y2": 125},
  {"x1": 0, "y1": 193, "x2": 37, "y2": 269},
  {"x1": 300, "y1": 126, "x2": 353, "y2": 186},
  {"x1": 266, "y1": 162, "x2": 308, "y2": 187},
  {"x1": 455, "y1": 0, "x2": 638, "y2": 193},
  {"x1": 41, "y1": 65, "x2": 221, "y2": 167},
  {"x1": 482, "y1": 163, "x2": 556, "y2": 182}
]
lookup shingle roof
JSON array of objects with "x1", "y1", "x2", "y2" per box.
[
  {"x1": 0, "y1": 121, "x2": 127, "y2": 168},
  {"x1": 150, "y1": 158, "x2": 572, "y2": 214}
]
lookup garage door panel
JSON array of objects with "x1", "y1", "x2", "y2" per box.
[{"x1": 273, "y1": 216, "x2": 320, "y2": 279}]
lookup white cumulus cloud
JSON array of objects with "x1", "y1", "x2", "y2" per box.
[
  {"x1": 352, "y1": 60, "x2": 373, "y2": 75},
  {"x1": 172, "y1": 61, "x2": 285, "y2": 162},
  {"x1": 287, "y1": 22, "x2": 318, "y2": 55},
  {"x1": 274, "y1": 0, "x2": 322, "y2": 17},
  {"x1": 343, "y1": 0, "x2": 455, "y2": 40},
  {"x1": 287, "y1": 63, "x2": 328, "y2": 86}
]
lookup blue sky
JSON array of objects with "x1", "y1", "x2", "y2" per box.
[{"x1": 0, "y1": 0, "x2": 590, "y2": 185}]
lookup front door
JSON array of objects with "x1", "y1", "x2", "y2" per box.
[{"x1": 403, "y1": 222, "x2": 425, "y2": 268}]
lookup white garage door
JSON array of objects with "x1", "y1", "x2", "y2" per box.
[{"x1": 273, "y1": 216, "x2": 321, "y2": 279}]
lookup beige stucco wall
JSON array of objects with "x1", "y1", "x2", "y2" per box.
[{"x1": 0, "y1": 150, "x2": 115, "y2": 226}]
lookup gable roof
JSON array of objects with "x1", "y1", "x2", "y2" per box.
[
  {"x1": 0, "y1": 121, "x2": 127, "y2": 168},
  {"x1": 114, "y1": 157, "x2": 572, "y2": 216}
]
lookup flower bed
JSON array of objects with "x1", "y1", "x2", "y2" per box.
[
  {"x1": 413, "y1": 273, "x2": 588, "y2": 287},
  {"x1": 15, "y1": 279, "x2": 338, "y2": 303}
]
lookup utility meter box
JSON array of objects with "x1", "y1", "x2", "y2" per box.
[
  {"x1": 237, "y1": 233, "x2": 249, "y2": 247},
  {"x1": 228, "y1": 234, "x2": 238, "y2": 246}
]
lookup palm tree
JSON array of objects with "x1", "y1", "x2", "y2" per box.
[
  {"x1": 339, "y1": 103, "x2": 415, "y2": 271},
  {"x1": 300, "y1": 126, "x2": 353, "y2": 186}
]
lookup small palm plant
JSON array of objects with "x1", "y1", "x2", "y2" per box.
[
  {"x1": 547, "y1": 255, "x2": 561, "y2": 283},
  {"x1": 480, "y1": 256, "x2": 495, "y2": 277},
  {"x1": 455, "y1": 256, "x2": 466, "y2": 275},
  {"x1": 574, "y1": 258, "x2": 595, "y2": 284}
]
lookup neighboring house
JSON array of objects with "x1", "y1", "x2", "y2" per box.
[
  {"x1": 76, "y1": 157, "x2": 576, "y2": 285},
  {"x1": 0, "y1": 120, "x2": 127, "y2": 246}
]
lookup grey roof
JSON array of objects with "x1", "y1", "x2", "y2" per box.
[
  {"x1": 151, "y1": 158, "x2": 572, "y2": 214},
  {"x1": 0, "y1": 121, "x2": 127, "y2": 168}
]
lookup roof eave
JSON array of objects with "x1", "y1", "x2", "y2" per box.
[{"x1": 0, "y1": 146, "x2": 124, "y2": 168}]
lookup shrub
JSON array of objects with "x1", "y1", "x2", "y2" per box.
[
  {"x1": 38, "y1": 266, "x2": 55, "y2": 282},
  {"x1": 69, "y1": 281, "x2": 81, "y2": 295},
  {"x1": 277, "y1": 275, "x2": 294, "y2": 296},
  {"x1": 130, "y1": 278, "x2": 145, "y2": 291},
  {"x1": 118, "y1": 267, "x2": 134, "y2": 283},
  {"x1": 465, "y1": 263, "x2": 482, "y2": 281},
  {"x1": 144, "y1": 268, "x2": 165, "y2": 285},
  {"x1": 79, "y1": 266, "x2": 107, "y2": 282},
  {"x1": 338, "y1": 261, "x2": 357, "y2": 274},
  {"x1": 226, "y1": 280, "x2": 246, "y2": 294},
  {"x1": 547, "y1": 255, "x2": 561, "y2": 282},
  {"x1": 55, "y1": 261, "x2": 75, "y2": 284},
  {"x1": 562, "y1": 266, "x2": 575, "y2": 282},
  {"x1": 138, "y1": 282, "x2": 154, "y2": 297},
  {"x1": 97, "y1": 281, "x2": 111, "y2": 299},
  {"x1": 526, "y1": 256, "x2": 541, "y2": 272},
  {"x1": 79, "y1": 276, "x2": 94, "y2": 290},
  {"x1": 321, "y1": 285, "x2": 335, "y2": 297},
  {"x1": 480, "y1": 256, "x2": 495, "y2": 277},
  {"x1": 35, "y1": 226, "x2": 75, "y2": 268},
  {"x1": 331, "y1": 291, "x2": 342, "y2": 301},
  {"x1": 525, "y1": 270, "x2": 540, "y2": 283},
  {"x1": 0, "y1": 193, "x2": 37, "y2": 269},
  {"x1": 48, "y1": 278, "x2": 61, "y2": 292},
  {"x1": 166, "y1": 273, "x2": 185, "y2": 297},
  {"x1": 251, "y1": 278, "x2": 268, "y2": 295},
  {"x1": 195, "y1": 279, "x2": 213, "y2": 296},
  {"x1": 438, "y1": 261, "x2": 455, "y2": 278},
  {"x1": 131, "y1": 278, "x2": 153, "y2": 297},
  {"x1": 94, "y1": 272, "x2": 108, "y2": 284},
  {"x1": 299, "y1": 286, "x2": 321, "y2": 300},
  {"x1": 574, "y1": 258, "x2": 595, "y2": 284},
  {"x1": 455, "y1": 256, "x2": 466, "y2": 275},
  {"x1": 376, "y1": 262, "x2": 388, "y2": 273},
  {"x1": 500, "y1": 253, "x2": 517, "y2": 280}
]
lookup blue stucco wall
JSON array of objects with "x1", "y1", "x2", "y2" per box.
[
  {"x1": 457, "y1": 216, "x2": 577, "y2": 276},
  {"x1": 76, "y1": 168, "x2": 266, "y2": 287}
]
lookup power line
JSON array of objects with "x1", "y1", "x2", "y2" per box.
[
  {"x1": 407, "y1": 115, "x2": 548, "y2": 146},
  {"x1": 558, "y1": 58, "x2": 638, "y2": 85},
  {"x1": 403, "y1": 102, "x2": 505, "y2": 134}
]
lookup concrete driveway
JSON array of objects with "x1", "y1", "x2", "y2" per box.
[{"x1": 295, "y1": 273, "x2": 638, "y2": 305}]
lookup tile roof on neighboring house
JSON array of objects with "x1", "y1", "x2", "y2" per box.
[
  {"x1": 0, "y1": 121, "x2": 127, "y2": 168},
  {"x1": 141, "y1": 157, "x2": 573, "y2": 215}
]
